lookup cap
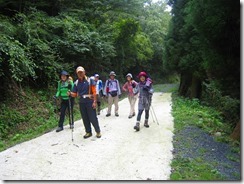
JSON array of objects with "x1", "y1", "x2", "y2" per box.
[
  {"x1": 126, "y1": 73, "x2": 133, "y2": 78},
  {"x1": 76, "y1": 66, "x2": 85, "y2": 73},
  {"x1": 109, "y1": 71, "x2": 116, "y2": 76},
  {"x1": 60, "y1": 70, "x2": 69, "y2": 76},
  {"x1": 94, "y1": 74, "x2": 99, "y2": 78}
]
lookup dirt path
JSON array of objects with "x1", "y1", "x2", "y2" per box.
[{"x1": 0, "y1": 92, "x2": 174, "y2": 180}]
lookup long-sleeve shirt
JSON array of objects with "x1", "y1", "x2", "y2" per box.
[{"x1": 55, "y1": 80, "x2": 74, "y2": 100}]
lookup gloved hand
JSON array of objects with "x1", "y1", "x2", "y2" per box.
[{"x1": 68, "y1": 83, "x2": 72, "y2": 90}]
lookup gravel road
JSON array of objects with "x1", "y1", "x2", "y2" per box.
[{"x1": 0, "y1": 92, "x2": 174, "y2": 180}]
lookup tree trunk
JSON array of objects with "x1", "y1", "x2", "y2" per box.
[
  {"x1": 179, "y1": 72, "x2": 192, "y2": 97},
  {"x1": 190, "y1": 76, "x2": 202, "y2": 99},
  {"x1": 230, "y1": 121, "x2": 240, "y2": 141}
]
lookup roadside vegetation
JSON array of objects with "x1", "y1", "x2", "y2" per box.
[{"x1": 170, "y1": 92, "x2": 240, "y2": 180}]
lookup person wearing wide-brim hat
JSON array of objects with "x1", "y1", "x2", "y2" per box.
[
  {"x1": 103, "y1": 71, "x2": 121, "y2": 117},
  {"x1": 54, "y1": 70, "x2": 74, "y2": 132},
  {"x1": 68, "y1": 66, "x2": 101, "y2": 139},
  {"x1": 122, "y1": 73, "x2": 138, "y2": 118}
]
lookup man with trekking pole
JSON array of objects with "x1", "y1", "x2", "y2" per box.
[{"x1": 68, "y1": 66, "x2": 101, "y2": 139}]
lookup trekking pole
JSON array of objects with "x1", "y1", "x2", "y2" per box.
[
  {"x1": 150, "y1": 104, "x2": 159, "y2": 125},
  {"x1": 146, "y1": 96, "x2": 159, "y2": 125},
  {"x1": 68, "y1": 90, "x2": 74, "y2": 142}
]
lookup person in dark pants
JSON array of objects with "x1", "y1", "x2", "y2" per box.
[
  {"x1": 69, "y1": 66, "x2": 101, "y2": 139},
  {"x1": 54, "y1": 71, "x2": 74, "y2": 132},
  {"x1": 134, "y1": 71, "x2": 153, "y2": 131}
]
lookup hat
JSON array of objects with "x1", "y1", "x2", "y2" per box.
[
  {"x1": 94, "y1": 74, "x2": 99, "y2": 78},
  {"x1": 126, "y1": 73, "x2": 133, "y2": 78},
  {"x1": 109, "y1": 71, "x2": 116, "y2": 76},
  {"x1": 138, "y1": 71, "x2": 147, "y2": 78},
  {"x1": 60, "y1": 70, "x2": 69, "y2": 76},
  {"x1": 76, "y1": 66, "x2": 85, "y2": 73}
]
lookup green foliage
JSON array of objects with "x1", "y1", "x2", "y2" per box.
[
  {"x1": 202, "y1": 81, "x2": 240, "y2": 125},
  {"x1": 164, "y1": 0, "x2": 240, "y2": 129},
  {"x1": 170, "y1": 92, "x2": 240, "y2": 180},
  {"x1": 171, "y1": 157, "x2": 224, "y2": 180},
  {"x1": 0, "y1": 35, "x2": 36, "y2": 81},
  {"x1": 172, "y1": 93, "x2": 233, "y2": 136}
]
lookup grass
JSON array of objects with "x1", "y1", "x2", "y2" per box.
[
  {"x1": 0, "y1": 87, "x2": 82, "y2": 152},
  {"x1": 170, "y1": 158, "x2": 224, "y2": 180},
  {"x1": 0, "y1": 86, "x2": 123, "y2": 152},
  {"x1": 170, "y1": 92, "x2": 240, "y2": 180}
]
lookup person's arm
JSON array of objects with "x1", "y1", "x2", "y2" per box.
[
  {"x1": 91, "y1": 84, "x2": 97, "y2": 108},
  {"x1": 68, "y1": 81, "x2": 78, "y2": 97},
  {"x1": 55, "y1": 81, "x2": 60, "y2": 97},
  {"x1": 117, "y1": 80, "x2": 122, "y2": 95},
  {"x1": 122, "y1": 82, "x2": 128, "y2": 91},
  {"x1": 103, "y1": 80, "x2": 108, "y2": 96}
]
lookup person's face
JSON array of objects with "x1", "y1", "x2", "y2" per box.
[
  {"x1": 110, "y1": 75, "x2": 115, "y2": 79},
  {"x1": 61, "y1": 74, "x2": 68, "y2": 81},
  {"x1": 127, "y1": 76, "x2": 132, "y2": 81},
  {"x1": 77, "y1": 71, "x2": 85, "y2": 79},
  {"x1": 140, "y1": 76, "x2": 146, "y2": 82},
  {"x1": 95, "y1": 77, "x2": 99, "y2": 81}
]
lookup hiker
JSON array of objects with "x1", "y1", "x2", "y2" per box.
[
  {"x1": 103, "y1": 71, "x2": 121, "y2": 117},
  {"x1": 54, "y1": 70, "x2": 74, "y2": 132},
  {"x1": 68, "y1": 66, "x2": 101, "y2": 139},
  {"x1": 94, "y1": 74, "x2": 103, "y2": 115},
  {"x1": 134, "y1": 71, "x2": 153, "y2": 131},
  {"x1": 122, "y1": 73, "x2": 138, "y2": 118}
]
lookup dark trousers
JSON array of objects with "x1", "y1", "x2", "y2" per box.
[
  {"x1": 136, "y1": 109, "x2": 149, "y2": 122},
  {"x1": 58, "y1": 98, "x2": 74, "y2": 128},
  {"x1": 79, "y1": 102, "x2": 101, "y2": 133}
]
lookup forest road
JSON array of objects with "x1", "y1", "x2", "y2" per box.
[{"x1": 0, "y1": 92, "x2": 174, "y2": 180}]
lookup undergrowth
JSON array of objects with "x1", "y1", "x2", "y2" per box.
[{"x1": 170, "y1": 92, "x2": 240, "y2": 180}]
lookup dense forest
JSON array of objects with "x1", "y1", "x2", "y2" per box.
[
  {"x1": 163, "y1": 0, "x2": 240, "y2": 139},
  {"x1": 0, "y1": 0, "x2": 240, "y2": 145}
]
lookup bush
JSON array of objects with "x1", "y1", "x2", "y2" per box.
[{"x1": 202, "y1": 81, "x2": 240, "y2": 125}]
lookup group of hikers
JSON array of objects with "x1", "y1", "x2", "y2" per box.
[{"x1": 54, "y1": 66, "x2": 153, "y2": 139}]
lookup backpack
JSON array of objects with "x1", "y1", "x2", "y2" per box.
[{"x1": 74, "y1": 76, "x2": 95, "y2": 96}]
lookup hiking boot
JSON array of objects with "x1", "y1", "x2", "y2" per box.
[
  {"x1": 115, "y1": 113, "x2": 119, "y2": 117},
  {"x1": 96, "y1": 132, "x2": 102, "y2": 138},
  {"x1": 134, "y1": 122, "x2": 140, "y2": 131},
  {"x1": 106, "y1": 113, "x2": 111, "y2": 117},
  {"x1": 83, "y1": 133, "x2": 92, "y2": 139},
  {"x1": 144, "y1": 120, "x2": 149, "y2": 128},
  {"x1": 56, "y1": 127, "x2": 63, "y2": 132},
  {"x1": 128, "y1": 115, "x2": 133, "y2": 119},
  {"x1": 132, "y1": 112, "x2": 136, "y2": 116}
]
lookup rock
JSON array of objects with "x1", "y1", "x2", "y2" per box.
[{"x1": 214, "y1": 132, "x2": 221, "y2": 137}]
